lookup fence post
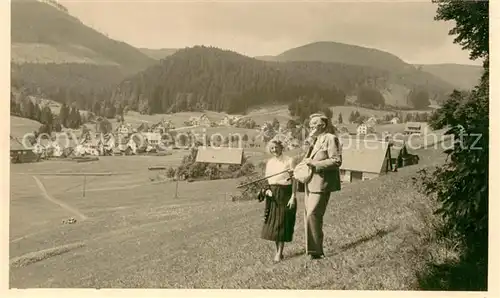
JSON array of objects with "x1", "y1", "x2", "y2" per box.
[
  {"x1": 82, "y1": 175, "x2": 86, "y2": 198},
  {"x1": 174, "y1": 178, "x2": 179, "y2": 199}
]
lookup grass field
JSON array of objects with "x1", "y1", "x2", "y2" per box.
[{"x1": 9, "y1": 143, "x2": 449, "y2": 289}]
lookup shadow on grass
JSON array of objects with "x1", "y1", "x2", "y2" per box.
[
  {"x1": 285, "y1": 225, "x2": 398, "y2": 260},
  {"x1": 286, "y1": 248, "x2": 306, "y2": 259},
  {"x1": 338, "y1": 225, "x2": 399, "y2": 252},
  {"x1": 416, "y1": 256, "x2": 487, "y2": 291}
]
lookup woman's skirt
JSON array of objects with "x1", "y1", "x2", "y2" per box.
[{"x1": 261, "y1": 184, "x2": 297, "y2": 242}]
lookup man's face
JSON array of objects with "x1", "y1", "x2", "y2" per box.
[{"x1": 309, "y1": 117, "x2": 325, "y2": 136}]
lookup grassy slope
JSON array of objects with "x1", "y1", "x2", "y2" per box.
[{"x1": 9, "y1": 145, "x2": 447, "y2": 289}]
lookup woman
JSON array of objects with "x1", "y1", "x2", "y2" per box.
[{"x1": 260, "y1": 139, "x2": 297, "y2": 262}]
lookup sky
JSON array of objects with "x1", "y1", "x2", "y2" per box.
[{"x1": 59, "y1": 0, "x2": 481, "y2": 66}]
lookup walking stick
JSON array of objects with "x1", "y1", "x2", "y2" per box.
[
  {"x1": 236, "y1": 169, "x2": 291, "y2": 189},
  {"x1": 304, "y1": 185, "x2": 309, "y2": 256},
  {"x1": 236, "y1": 146, "x2": 311, "y2": 189}
]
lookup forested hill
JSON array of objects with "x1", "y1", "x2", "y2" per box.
[
  {"x1": 11, "y1": 0, "x2": 155, "y2": 70},
  {"x1": 111, "y1": 46, "x2": 453, "y2": 115},
  {"x1": 112, "y1": 46, "x2": 347, "y2": 114},
  {"x1": 271, "y1": 41, "x2": 413, "y2": 73},
  {"x1": 256, "y1": 41, "x2": 455, "y2": 93},
  {"x1": 11, "y1": 0, "x2": 157, "y2": 113}
]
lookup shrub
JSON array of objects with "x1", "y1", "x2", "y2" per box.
[
  {"x1": 165, "y1": 167, "x2": 176, "y2": 178},
  {"x1": 413, "y1": 0, "x2": 488, "y2": 291},
  {"x1": 172, "y1": 147, "x2": 256, "y2": 181}
]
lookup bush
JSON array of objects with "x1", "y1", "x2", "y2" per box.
[
  {"x1": 172, "y1": 147, "x2": 256, "y2": 181},
  {"x1": 413, "y1": 0, "x2": 489, "y2": 290},
  {"x1": 165, "y1": 167, "x2": 176, "y2": 178}
]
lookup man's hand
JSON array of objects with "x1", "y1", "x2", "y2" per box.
[
  {"x1": 303, "y1": 158, "x2": 316, "y2": 168},
  {"x1": 287, "y1": 196, "x2": 296, "y2": 209}
]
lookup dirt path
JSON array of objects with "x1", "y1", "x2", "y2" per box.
[{"x1": 32, "y1": 176, "x2": 88, "y2": 221}]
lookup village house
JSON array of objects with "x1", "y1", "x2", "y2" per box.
[
  {"x1": 189, "y1": 114, "x2": 212, "y2": 127},
  {"x1": 10, "y1": 136, "x2": 38, "y2": 163},
  {"x1": 390, "y1": 117, "x2": 401, "y2": 124},
  {"x1": 356, "y1": 123, "x2": 375, "y2": 135},
  {"x1": 365, "y1": 116, "x2": 378, "y2": 127},
  {"x1": 389, "y1": 141, "x2": 420, "y2": 169},
  {"x1": 404, "y1": 122, "x2": 428, "y2": 135},
  {"x1": 142, "y1": 132, "x2": 162, "y2": 146},
  {"x1": 219, "y1": 115, "x2": 239, "y2": 126},
  {"x1": 116, "y1": 123, "x2": 132, "y2": 135},
  {"x1": 338, "y1": 138, "x2": 392, "y2": 182},
  {"x1": 151, "y1": 119, "x2": 175, "y2": 134},
  {"x1": 136, "y1": 123, "x2": 151, "y2": 132},
  {"x1": 46, "y1": 138, "x2": 65, "y2": 158}
]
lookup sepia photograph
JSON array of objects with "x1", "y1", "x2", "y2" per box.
[{"x1": 7, "y1": 0, "x2": 491, "y2": 293}]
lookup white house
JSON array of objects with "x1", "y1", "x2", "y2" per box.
[
  {"x1": 219, "y1": 115, "x2": 240, "y2": 126},
  {"x1": 116, "y1": 123, "x2": 132, "y2": 135},
  {"x1": 143, "y1": 132, "x2": 162, "y2": 146},
  {"x1": 356, "y1": 123, "x2": 375, "y2": 135},
  {"x1": 390, "y1": 117, "x2": 400, "y2": 124},
  {"x1": 338, "y1": 138, "x2": 392, "y2": 182}
]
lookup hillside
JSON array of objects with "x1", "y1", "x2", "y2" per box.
[
  {"x1": 139, "y1": 48, "x2": 179, "y2": 60},
  {"x1": 10, "y1": 0, "x2": 156, "y2": 112},
  {"x1": 11, "y1": 0, "x2": 155, "y2": 70},
  {"x1": 255, "y1": 42, "x2": 455, "y2": 103},
  {"x1": 415, "y1": 63, "x2": 483, "y2": 90},
  {"x1": 9, "y1": 145, "x2": 448, "y2": 288},
  {"x1": 111, "y1": 46, "x2": 453, "y2": 115},
  {"x1": 273, "y1": 41, "x2": 414, "y2": 73}
]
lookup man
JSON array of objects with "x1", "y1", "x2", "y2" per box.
[{"x1": 301, "y1": 113, "x2": 342, "y2": 259}]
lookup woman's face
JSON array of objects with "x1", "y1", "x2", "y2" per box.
[{"x1": 269, "y1": 143, "x2": 283, "y2": 156}]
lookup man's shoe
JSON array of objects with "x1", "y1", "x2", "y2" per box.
[{"x1": 309, "y1": 254, "x2": 324, "y2": 260}]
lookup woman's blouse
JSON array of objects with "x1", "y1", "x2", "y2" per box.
[{"x1": 265, "y1": 155, "x2": 294, "y2": 185}]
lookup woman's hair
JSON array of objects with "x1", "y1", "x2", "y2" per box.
[{"x1": 267, "y1": 139, "x2": 284, "y2": 153}]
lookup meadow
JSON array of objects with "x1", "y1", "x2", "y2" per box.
[
  {"x1": 9, "y1": 139, "x2": 451, "y2": 289},
  {"x1": 9, "y1": 104, "x2": 450, "y2": 289}
]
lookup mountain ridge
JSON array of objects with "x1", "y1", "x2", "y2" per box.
[{"x1": 110, "y1": 45, "x2": 453, "y2": 115}]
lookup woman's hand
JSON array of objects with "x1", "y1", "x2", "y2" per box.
[{"x1": 287, "y1": 196, "x2": 296, "y2": 209}]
